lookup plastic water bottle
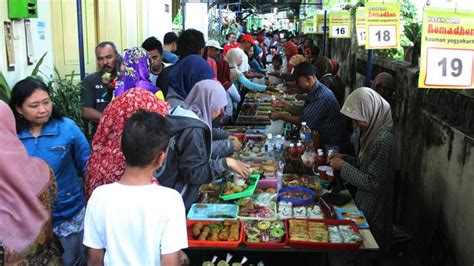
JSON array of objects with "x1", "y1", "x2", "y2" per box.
[
  {"x1": 300, "y1": 121, "x2": 313, "y2": 151},
  {"x1": 265, "y1": 133, "x2": 274, "y2": 155},
  {"x1": 276, "y1": 160, "x2": 284, "y2": 192},
  {"x1": 275, "y1": 134, "x2": 283, "y2": 152}
]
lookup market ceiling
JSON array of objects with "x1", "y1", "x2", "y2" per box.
[{"x1": 211, "y1": 0, "x2": 305, "y2": 14}]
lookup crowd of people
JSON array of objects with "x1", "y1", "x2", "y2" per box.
[{"x1": 0, "y1": 27, "x2": 396, "y2": 266}]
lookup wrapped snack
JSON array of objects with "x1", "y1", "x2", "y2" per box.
[
  {"x1": 293, "y1": 206, "x2": 307, "y2": 218},
  {"x1": 306, "y1": 205, "x2": 324, "y2": 219},
  {"x1": 278, "y1": 201, "x2": 293, "y2": 219}
]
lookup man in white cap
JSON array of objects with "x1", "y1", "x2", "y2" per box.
[{"x1": 204, "y1": 39, "x2": 224, "y2": 77}]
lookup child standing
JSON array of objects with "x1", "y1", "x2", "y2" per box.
[{"x1": 83, "y1": 110, "x2": 187, "y2": 265}]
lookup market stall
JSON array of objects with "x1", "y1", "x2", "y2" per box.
[{"x1": 185, "y1": 88, "x2": 378, "y2": 265}]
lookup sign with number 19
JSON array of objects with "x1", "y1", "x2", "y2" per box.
[{"x1": 419, "y1": 7, "x2": 474, "y2": 89}]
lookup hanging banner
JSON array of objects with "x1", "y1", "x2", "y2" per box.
[
  {"x1": 365, "y1": 1, "x2": 401, "y2": 49},
  {"x1": 418, "y1": 7, "x2": 474, "y2": 89},
  {"x1": 356, "y1": 7, "x2": 366, "y2": 46},
  {"x1": 316, "y1": 13, "x2": 326, "y2": 34},
  {"x1": 303, "y1": 18, "x2": 317, "y2": 34},
  {"x1": 329, "y1": 11, "x2": 351, "y2": 38}
]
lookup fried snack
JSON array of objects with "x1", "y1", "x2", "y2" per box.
[
  {"x1": 202, "y1": 226, "x2": 210, "y2": 233},
  {"x1": 192, "y1": 227, "x2": 201, "y2": 238},
  {"x1": 266, "y1": 188, "x2": 276, "y2": 194},
  {"x1": 198, "y1": 230, "x2": 209, "y2": 241},
  {"x1": 193, "y1": 222, "x2": 204, "y2": 231},
  {"x1": 209, "y1": 233, "x2": 220, "y2": 241},
  {"x1": 218, "y1": 231, "x2": 229, "y2": 241},
  {"x1": 254, "y1": 189, "x2": 264, "y2": 194}
]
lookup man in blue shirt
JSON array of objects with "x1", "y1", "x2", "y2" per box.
[
  {"x1": 162, "y1": 32, "x2": 179, "y2": 64},
  {"x1": 270, "y1": 62, "x2": 349, "y2": 152}
]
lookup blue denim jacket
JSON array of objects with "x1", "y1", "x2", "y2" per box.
[{"x1": 18, "y1": 117, "x2": 91, "y2": 227}]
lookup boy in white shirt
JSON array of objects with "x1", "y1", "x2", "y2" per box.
[{"x1": 83, "y1": 110, "x2": 188, "y2": 266}]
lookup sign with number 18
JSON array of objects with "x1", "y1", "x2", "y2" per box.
[{"x1": 365, "y1": 2, "x2": 400, "y2": 49}]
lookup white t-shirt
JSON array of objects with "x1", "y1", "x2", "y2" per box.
[{"x1": 83, "y1": 182, "x2": 188, "y2": 265}]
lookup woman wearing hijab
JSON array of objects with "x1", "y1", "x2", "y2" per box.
[
  {"x1": 225, "y1": 48, "x2": 272, "y2": 92},
  {"x1": 166, "y1": 54, "x2": 215, "y2": 108},
  {"x1": 283, "y1": 41, "x2": 298, "y2": 73},
  {"x1": 114, "y1": 47, "x2": 164, "y2": 100},
  {"x1": 315, "y1": 56, "x2": 345, "y2": 106},
  {"x1": 216, "y1": 59, "x2": 241, "y2": 125},
  {"x1": 328, "y1": 87, "x2": 394, "y2": 257},
  {"x1": 247, "y1": 45, "x2": 266, "y2": 75},
  {"x1": 85, "y1": 89, "x2": 170, "y2": 200},
  {"x1": 371, "y1": 72, "x2": 395, "y2": 105},
  {"x1": 155, "y1": 80, "x2": 251, "y2": 211},
  {"x1": 0, "y1": 101, "x2": 63, "y2": 264}
]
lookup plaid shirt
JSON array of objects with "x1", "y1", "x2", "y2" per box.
[{"x1": 302, "y1": 81, "x2": 349, "y2": 152}]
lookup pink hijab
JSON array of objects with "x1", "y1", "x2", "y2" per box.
[{"x1": 0, "y1": 101, "x2": 50, "y2": 253}]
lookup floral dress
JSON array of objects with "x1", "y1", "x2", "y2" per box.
[{"x1": 4, "y1": 170, "x2": 63, "y2": 265}]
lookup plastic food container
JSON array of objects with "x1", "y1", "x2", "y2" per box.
[
  {"x1": 243, "y1": 220, "x2": 288, "y2": 248},
  {"x1": 278, "y1": 186, "x2": 317, "y2": 205},
  {"x1": 287, "y1": 218, "x2": 362, "y2": 251},
  {"x1": 186, "y1": 220, "x2": 243, "y2": 248},
  {"x1": 220, "y1": 174, "x2": 260, "y2": 201},
  {"x1": 187, "y1": 204, "x2": 239, "y2": 221}
]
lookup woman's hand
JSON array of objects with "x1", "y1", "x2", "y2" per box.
[
  {"x1": 328, "y1": 157, "x2": 344, "y2": 171},
  {"x1": 226, "y1": 158, "x2": 251, "y2": 178},
  {"x1": 228, "y1": 136, "x2": 242, "y2": 151}
]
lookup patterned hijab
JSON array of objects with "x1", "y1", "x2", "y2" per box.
[
  {"x1": 85, "y1": 89, "x2": 169, "y2": 200},
  {"x1": 0, "y1": 101, "x2": 50, "y2": 253},
  {"x1": 114, "y1": 47, "x2": 159, "y2": 97},
  {"x1": 183, "y1": 79, "x2": 227, "y2": 129},
  {"x1": 340, "y1": 87, "x2": 393, "y2": 160},
  {"x1": 168, "y1": 54, "x2": 215, "y2": 99}
]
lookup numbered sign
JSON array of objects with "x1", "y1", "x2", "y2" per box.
[
  {"x1": 316, "y1": 14, "x2": 326, "y2": 34},
  {"x1": 419, "y1": 7, "x2": 474, "y2": 89},
  {"x1": 365, "y1": 2, "x2": 400, "y2": 49},
  {"x1": 356, "y1": 7, "x2": 366, "y2": 46},
  {"x1": 331, "y1": 25, "x2": 350, "y2": 38},
  {"x1": 367, "y1": 25, "x2": 397, "y2": 47},
  {"x1": 329, "y1": 11, "x2": 351, "y2": 39}
]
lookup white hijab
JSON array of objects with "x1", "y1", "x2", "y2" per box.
[
  {"x1": 340, "y1": 87, "x2": 393, "y2": 160},
  {"x1": 225, "y1": 48, "x2": 246, "y2": 82}
]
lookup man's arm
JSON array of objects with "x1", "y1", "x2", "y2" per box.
[
  {"x1": 161, "y1": 251, "x2": 180, "y2": 266},
  {"x1": 284, "y1": 102, "x2": 303, "y2": 116},
  {"x1": 270, "y1": 112, "x2": 301, "y2": 126},
  {"x1": 87, "y1": 248, "x2": 105, "y2": 266},
  {"x1": 82, "y1": 107, "x2": 102, "y2": 123}
]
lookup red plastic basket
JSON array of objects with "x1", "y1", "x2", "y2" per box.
[
  {"x1": 243, "y1": 220, "x2": 288, "y2": 249},
  {"x1": 287, "y1": 218, "x2": 362, "y2": 251},
  {"x1": 186, "y1": 220, "x2": 243, "y2": 248}
]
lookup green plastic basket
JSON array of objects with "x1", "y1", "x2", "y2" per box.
[{"x1": 220, "y1": 174, "x2": 260, "y2": 201}]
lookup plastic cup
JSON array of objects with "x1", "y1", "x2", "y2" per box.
[{"x1": 233, "y1": 174, "x2": 246, "y2": 186}]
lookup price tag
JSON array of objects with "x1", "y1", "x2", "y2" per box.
[
  {"x1": 365, "y1": 2, "x2": 400, "y2": 49},
  {"x1": 329, "y1": 11, "x2": 351, "y2": 39},
  {"x1": 331, "y1": 25, "x2": 350, "y2": 38},
  {"x1": 419, "y1": 7, "x2": 474, "y2": 89},
  {"x1": 367, "y1": 25, "x2": 397, "y2": 47},
  {"x1": 356, "y1": 7, "x2": 366, "y2": 46}
]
